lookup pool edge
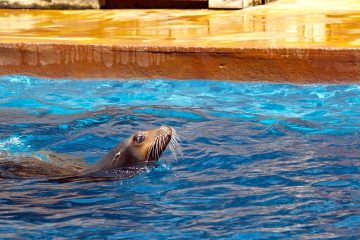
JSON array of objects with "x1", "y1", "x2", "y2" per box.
[{"x1": 0, "y1": 42, "x2": 359, "y2": 83}]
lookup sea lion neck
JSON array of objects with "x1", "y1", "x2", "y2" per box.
[{"x1": 82, "y1": 141, "x2": 131, "y2": 174}]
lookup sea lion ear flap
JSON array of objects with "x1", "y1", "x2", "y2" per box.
[
  {"x1": 110, "y1": 150, "x2": 123, "y2": 168},
  {"x1": 114, "y1": 151, "x2": 122, "y2": 160}
]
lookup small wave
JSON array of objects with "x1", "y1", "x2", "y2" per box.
[{"x1": 0, "y1": 136, "x2": 30, "y2": 152}]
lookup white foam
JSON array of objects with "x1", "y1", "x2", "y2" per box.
[{"x1": 0, "y1": 136, "x2": 28, "y2": 152}]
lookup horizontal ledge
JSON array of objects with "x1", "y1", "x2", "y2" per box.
[
  {"x1": 0, "y1": 42, "x2": 359, "y2": 84},
  {"x1": 0, "y1": 42, "x2": 359, "y2": 53}
]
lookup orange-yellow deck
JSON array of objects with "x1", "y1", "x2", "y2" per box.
[{"x1": 0, "y1": 0, "x2": 359, "y2": 83}]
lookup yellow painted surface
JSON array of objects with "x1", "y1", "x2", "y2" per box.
[{"x1": 0, "y1": 0, "x2": 359, "y2": 48}]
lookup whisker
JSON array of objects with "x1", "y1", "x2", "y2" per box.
[
  {"x1": 172, "y1": 141, "x2": 184, "y2": 159},
  {"x1": 168, "y1": 128, "x2": 183, "y2": 161},
  {"x1": 147, "y1": 127, "x2": 183, "y2": 163},
  {"x1": 171, "y1": 128, "x2": 182, "y2": 142},
  {"x1": 169, "y1": 143, "x2": 178, "y2": 161},
  {"x1": 146, "y1": 137, "x2": 156, "y2": 161},
  {"x1": 155, "y1": 138, "x2": 160, "y2": 160}
]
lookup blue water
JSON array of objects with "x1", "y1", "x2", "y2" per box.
[{"x1": 0, "y1": 75, "x2": 359, "y2": 239}]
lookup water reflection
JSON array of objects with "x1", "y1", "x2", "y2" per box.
[{"x1": 0, "y1": 3, "x2": 359, "y2": 47}]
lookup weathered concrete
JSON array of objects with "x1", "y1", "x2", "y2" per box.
[
  {"x1": 0, "y1": 0, "x2": 359, "y2": 83},
  {"x1": 0, "y1": 0, "x2": 104, "y2": 9},
  {"x1": 0, "y1": 43, "x2": 358, "y2": 83}
]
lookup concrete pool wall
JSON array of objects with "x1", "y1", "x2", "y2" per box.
[
  {"x1": 0, "y1": 43, "x2": 358, "y2": 83},
  {"x1": 0, "y1": 0, "x2": 359, "y2": 83}
]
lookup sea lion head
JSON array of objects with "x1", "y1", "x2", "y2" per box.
[
  {"x1": 125, "y1": 125, "x2": 173, "y2": 163},
  {"x1": 92, "y1": 125, "x2": 180, "y2": 172}
]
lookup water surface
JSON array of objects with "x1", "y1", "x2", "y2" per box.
[{"x1": 0, "y1": 75, "x2": 359, "y2": 239}]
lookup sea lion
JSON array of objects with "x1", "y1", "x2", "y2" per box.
[{"x1": 0, "y1": 125, "x2": 181, "y2": 180}]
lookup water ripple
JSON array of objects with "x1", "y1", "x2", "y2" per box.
[{"x1": 0, "y1": 75, "x2": 359, "y2": 239}]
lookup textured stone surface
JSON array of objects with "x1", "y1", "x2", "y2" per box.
[{"x1": 0, "y1": 0, "x2": 104, "y2": 9}]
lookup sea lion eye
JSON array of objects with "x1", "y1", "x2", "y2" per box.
[{"x1": 134, "y1": 134, "x2": 145, "y2": 144}]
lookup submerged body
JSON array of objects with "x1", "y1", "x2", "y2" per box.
[{"x1": 0, "y1": 126, "x2": 180, "y2": 180}]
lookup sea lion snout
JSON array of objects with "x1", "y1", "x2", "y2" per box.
[
  {"x1": 145, "y1": 125, "x2": 173, "y2": 162},
  {"x1": 159, "y1": 125, "x2": 172, "y2": 139}
]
